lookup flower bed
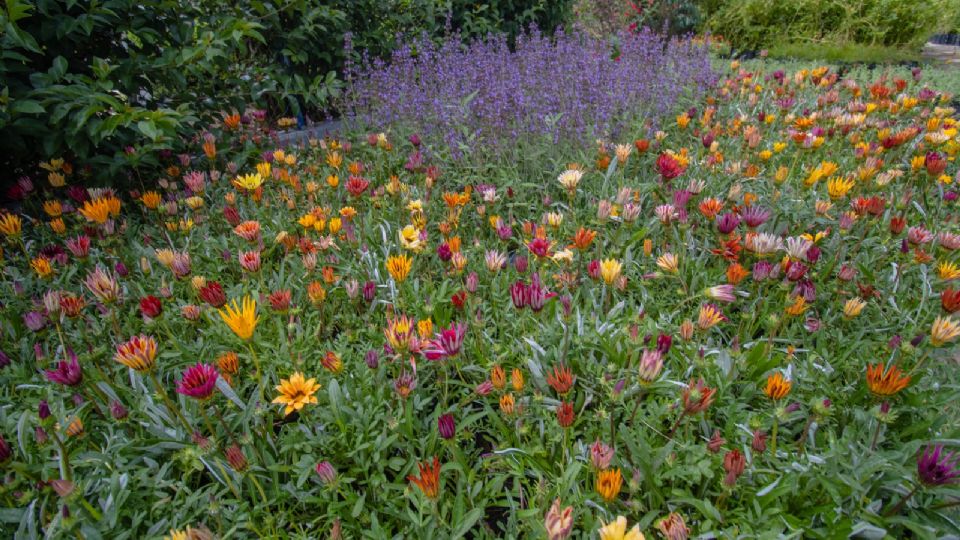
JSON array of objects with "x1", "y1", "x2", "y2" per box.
[{"x1": 0, "y1": 60, "x2": 959, "y2": 538}]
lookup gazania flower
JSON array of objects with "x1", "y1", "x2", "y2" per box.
[
  {"x1": 557, "y1": 169, "x2": 583, "y2": 192},
  {"x1": 595, "y1": 468, "x2": 623, "y2": 502},
  {"x1": 398, "y1": 225, "x2": 424, "y2": 252},
  {"x1": 599, "y1": 259, "x2": 622, "y2": 285},
  {"x1": 114, "y1": 335, "x2": 157, "y2": 372},
  {"x1": 918, "y1": 445, "x2": 960, "y2": 486},
  {"x1": 569, "y1": 227, "x2": 597, "y2": 250},
  {"x1": 199, "y1": 281, "x2": 227, "y2": 308},
  {"x1": 657, "y1": 253, "x2": 679, "y2": 273},
  {"x1": 84, "y1": 265, "x2": 121, "y2": 304},
  {"x1": 45, "y1": 349, "x2": 82, "y2": 386},
  {"x1": 175, "y1": 363, "x2": 218, "y2": 400},
  {"x1": 485, "y1": 250, "x2": 507, "y2": 272},
  {"x1": 238, "y1": 250, "x2": 261, "y2": 272},
  {"x1": 704, "y1": 284, "x2": 735, "y2": 303},
  {"x1": 385, "y1": 315, "x2": 417, "y2": 354},
  {"x1": 268, "y1": 289, "x2": 292, "y2": 313},
  {"x1": 656, "y1": 152, "x2": 687, "y2": 180},
  {"x1": 233, "y1": 173, "x2": 264, "y2": 192},
  {"x1": 408, "y1": 456, "x2": 441, "y2": 499},
  {"x1": 78, "y1": 197, "x2": 112, "y2": 224},
  {"x1": 31, "y1": 257, "x2": 54, "y2": 279},
  {"x1": 321, "y1": 351, "x2": 343, "y2": 374},
  {"x1": 942, "y1": 288, "x2": 960, "y2": 313},
  {"x1": 939, "y1": 261, "x2": 960, "y2": 281},
  {"x1": 682, "y1": 378, "x2": 716, "y2": 415},
  {"x1": 218, "y1": 295, "x2": 259, "y2": 341},
  {"x1": 557, "y1": 401, "x2": 575, "y2": 427},
  {"x1": 598, "y1": 516, "x2": 644, "y2": 540},
  {"x1": 931, "y1": 316, "x2": 960, "y2": 346},
  {"x1": 656, "y1": 513, "x2": 689, "y2": 540},
  {"x1": 423, "y1": 322, "x2": 467, "y2": 360},
  {"x1": 0, "y1": 213, "x2": 23, "y2": 237},
  {"x1": 546, "y1": 364, "x2": 574, "y2": 395},
  {"x1": 234, "y1": 221, "x2": 261, "y2": 242},
  {"x1": 697, "y1": 304, "x2": 725, "y2": 330},
  {"x1": 866, "y1": 362, "x2": 910, "y2": 396},
  {"x1": 764, "y1": 372, "x2": 791, "y2": 400},
  {"x1": 272, "y1": 372, "x2": 321, "y2": 415},
  {"x1": 638, "y1": 349, "x2": 664, "y2": 384},
  {"x1": 545, "y1": 499, "x2": 574, "y2": 540},
  {"x1": 843, "y1": 297, "x2": 867, "y2": 318},
  {"x1": 386, "y1": 254, "x2": 412, "y2": 283}
]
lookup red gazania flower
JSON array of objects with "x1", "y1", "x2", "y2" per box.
[
  {"x1": 943, "y1": 288, "x2": 960, "y2": 313},
  {"x1": 451, "y1": 290, "x2": 467, "y2": 310},
  {"x1": 408, "y1": 456, "x2": 441, "y2": 499},
  {"x1": 268, "y1": 289, "x2": 292, "y2": 313},
  {"x1": 926, "y1": 152, "x2": 948, "y2": 177},
  {"x1": 139, "y1": 295, "x2": 163, "y2": 319},
  {"x1": 175, "y1": 363, "x2": 219, "y2": 400},
  {"x1": 345, "y1": 176, "x2": 370, "y2": 198},
  {"x1": 557, "y1": 401, "x2": 575, "y2": 428},
  {"x1": 890, "y1": 216, "x2": 906, "y2": 234},
  {"x1": 546, "y1": 364, "x2": 574, "y2": 395},
  {"x1": 199, "y1": 281, "x2": 227, "y2": 308},
  {"x1": 656, "y1": 153, "x2": 685, "y2": 181},
  {"x1": 527, "y1": 237, "x2": 552, "y2": 259}
]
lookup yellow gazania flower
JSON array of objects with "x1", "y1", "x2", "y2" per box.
[
  {"x1": 326, "y1": 151, "x2": 342, "y2": 169},
  {"x1": 595, "y1": 468, "x2": 623, "y2": 502},
  {"x1": 417, "y1": 318, "x2": 433, "y2": 339},
  {"x1": 31, "y1": 257, "x2": 54, "y2": 278},
  {"x1": 256, "y1": 162, "x2": 271, "y2": 179},
  {"x1": 272, "y1": 372, "x2": 321, "y2": 416},
  {"x1": 298, "y1": 213, "x2": 317, "y2": 229},
  {"x1": 843, "y1": 297, "x2": 867, "y2": 319},
  {"x1": 399, "y1": 225, "x2": 424, "y2": 252},
  {"x1": 911, "y1": 155, "x2": 926, "y2": 171},
  {"x1": 931, "y1": 316, "x2": 960, "y2": 347},
  {"x1": 0, "y1": 213, "x2": 23, "y2": 237},
  {"x1": 164, "y1": 530, "x2": 187, "y2": 540},
  {"x1": 599, "y1": 258, "x2": 622, "y2": 285},
  {"x1": 233, "y1": 173, "x2": 264, "y2": 191},
  {"x1": 48, "y1": 172, "x2": 66, "y2": 187},
  {"x1": 218, "y1": 295, "x2": 259, "y2": 341},
  {"x1": 43, "y1": 200, "x2": 62, "y2": 217},
  {"x1": 185, "y1": 196, "x2": 204, "y2": 210},
  {"x1": 141, "y1": 191, "x2": 162, "y2": 209},
  {"x1": 386, "y1": 254, "x2": 412, "y2": 283},
  {"x1": 49, "y1": 218, "x2": 66, "y2": 234},
  {"x1": 826, "y1": 176, "x2": 855, "y2": 200},
  {"x1": 78, "y1": 197, "x2": 112, "y2": 224},
  {"x1": 938, "y1": 261, "x2": 960, "y2": 281},
  {"x1": 339, "y1": 207, "x2": 357, "y2": 221},
  {"x1": 328, "y1": 217, "x2": 342, "y2": 234},
  {"x1": 599, "y1": 516, "x2": 645, "y2": 540},
  {"x1": 656, "y1": 253, "x2": 679, "y2": 274},
  {"x1": 155, "y1": 248, "x2": 175, "y2": 268},
  {"x1": 552, "y1": 249, "x2": 574, "y2": 264}
]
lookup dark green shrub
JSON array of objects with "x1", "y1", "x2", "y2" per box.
[{"x1": 0, "y1": 0, "x2": 574, "y2": 186}]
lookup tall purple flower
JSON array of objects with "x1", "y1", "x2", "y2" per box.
[
  {"x1": 175, "y1": 363, "x2": 218, "y2": 400},
  {"x1": 45, "y1": 349, "x2": 82, "y2": 386},
  {"x1": 918, "y1": 445, "x2": 960, "y2": 486}
]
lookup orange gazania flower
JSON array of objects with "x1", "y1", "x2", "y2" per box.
[
  {"x1": 491, "y1": 365, "x2": 506, "y2": 389},
  {"x1": 223, "y1": 113, "x2": 241, "y2": 130},
  {"x1": 726, "y1": 263, "x2": 749, "y2": 284},
  {"x1": 698, "y1": 197, "x2": 723, "y2": 220},
  {"x1": 764, "y1": 372, "x2": 791, "y2": 400},
  {"x1": 408, "y1": 456, "x2": 441, "y2": 499},
  {"x1": 569, "y1": 227, "x2": 597, "y2": 250},
  {"x1": 78, "y1": 197, "x2": 112, "y2": 224},
  {"x1": 866, "y1": 362, "x2": 910, "y2": 397},
  {"x1": 595, "y1": 468, "x2": 623, "y2": 502}
]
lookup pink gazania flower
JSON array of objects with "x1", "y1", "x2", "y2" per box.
[
  {"x1": 45, "y1": 349, "x2": 82, "y2": 386},
  {"x1": 527, "y1": 237, "x2": 552, "y2": 259},
  {"x1": 704, "y1": 284, "x2": 736, "y2": 303},
  {"x1": 66, "y1": 235, "x2": 91, "y2": 259},
  {"x1": 423, "y1": 322, "x2": 467, "y2": 361},
  {"x1": 238, "y1": 250, "x2": 261, "y2": 272},
  {"x1": 234, "y1": 221, "x2": 261, "y2": 242},
  {"x1": 175, "y1": 363, "x2": 219, "y2": 400}
]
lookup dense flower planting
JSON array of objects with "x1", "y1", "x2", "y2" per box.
[{"x1": 1, "y1": 59, "x2": 960, "y2": 538}]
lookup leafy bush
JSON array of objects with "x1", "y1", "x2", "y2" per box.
[
  {"x1": 0, "y1": 0, "x2": 575, "y2": 186},
  {"x1": 708, "y1": 0, "x2": 960, "y2": 51},
  {"x1": 343, "y1": 28, "x2": 715, "y2": 163}
]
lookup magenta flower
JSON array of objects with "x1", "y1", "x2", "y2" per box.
[
  {"x1": 175, "y1": 363, "x2": 219, "y2": 400},
  {"x1": 918, "y1": 445, "x2": 960, "y2": 486},
  {"x1": 45, "y1": 349, "x2": 82, "y2": 386},
  {"x1": 437, "y1": 413, "x2": 456, "y2": 439},
  {"x1": 423, "y1": 322, "x2": 467, "y2": 361}
]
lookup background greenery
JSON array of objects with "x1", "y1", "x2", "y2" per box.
[{"x1": 0, "y1": 0, "x2": 573, "y2": 184}]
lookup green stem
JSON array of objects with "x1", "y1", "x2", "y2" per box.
[
  {"x1": 771, "y1": 414, "x2": 779, "y2": 456},
  {"x1": 51, "y1": 430, "x2": 72, "y2": 482},
  {"x1": 148, "y1": 371, "x2": 192, "y2": 434}
]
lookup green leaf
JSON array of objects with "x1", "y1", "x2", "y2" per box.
[
  {"x1": 450, "y1": 508, "x2": 483, "y2": 539},
  {"x1": 136, "y1": 119, "x2": 161, "y2": 141},
  {"x1": 11, "y1": 99, "x2": 43, "y2": 114}
]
